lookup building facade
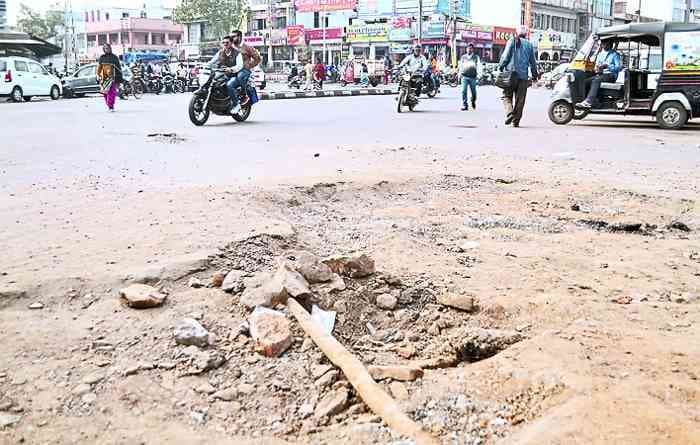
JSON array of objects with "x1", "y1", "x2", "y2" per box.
[
  {"x1": 85, "y1": 17, "x2": 184, "y2": 59},
  {"x1": 0, "y1": 0, "x2": 6, "y2": 30}
]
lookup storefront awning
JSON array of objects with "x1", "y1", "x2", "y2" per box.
[{"x1": 0, "y1": 32, "x2": 62, "y2": 59}]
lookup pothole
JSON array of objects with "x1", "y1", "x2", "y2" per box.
[{"x1": 146, "y1": 132, "x2": 187, "y2": 144}]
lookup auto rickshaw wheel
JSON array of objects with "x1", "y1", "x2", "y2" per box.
[
  {"x1": 548, "y1": 100, "x2": 574, "y2": 125},
  {"x1": 656, "y1": 102, "x2": 687, "y2": 130}
]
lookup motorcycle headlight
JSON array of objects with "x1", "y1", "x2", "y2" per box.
[{"x1": 402, "y1": 73, "x2": 411, "y2": 81}]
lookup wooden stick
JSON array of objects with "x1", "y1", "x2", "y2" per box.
[{"x1": 287, "y1": 298, "x2": 440, "y2": 445}]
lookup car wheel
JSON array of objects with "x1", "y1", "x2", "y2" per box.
[
  {"x1": 63, "y1": 88, "x2": 74, "y2": 98},
  {"x1": 548, "y1": 100, "x2": 574, "y2": 125},
  {"x1": 23, "y1": 96, "x2": 33, "y2": 102},
  {"x1": 50, "y1": 85, "x2": 61, "y2": 100},
  {"x1": 11, "y1": 86, "x2": 23, "y2": 102},
  {"x1": 656, "y1": 101, "x2": 687, "y2": 130}
]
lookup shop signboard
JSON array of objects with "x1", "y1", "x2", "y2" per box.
[
  {"x1": 390, "y1": 42, "x2": 413, "y2": 54},
  {"x1": 493, "y1": 27, "x2": 516, "y2": 45},
  {"x1": 295, "y1": 0, "x2": 356, "y2": 12},
  {"x1": 346, "y1": 23, "x2": 390, "y2": 42},
  {"x1": 243, "y1": 36, "x2": 265, "y2": 46},
  {"x1": 270, "y1": 29, "x2": 287, "y2": 46},
  {"x1": 460, "y1": 25, "x2": 493, "y2": 42},
  {"x1": 305, "y1": 27, "x2": 344, "y2": 42},
  {"x1": 389, "y1": 17, "x2": 413, "y2": 41},
  {"x1": 287, "y1": 25, "x2": 305, "y2": 46},
  {"x1": 416, "y1": 18, "x2": 445, "y2": 39}
]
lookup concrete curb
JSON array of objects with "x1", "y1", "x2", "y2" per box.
[{"x1": 259, "y1": 88, "x2": 397, "y2": 100}]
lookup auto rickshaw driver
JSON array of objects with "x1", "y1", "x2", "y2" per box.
[{"x1": 576, "y1": 40, "x2": 621, "y2": 109}]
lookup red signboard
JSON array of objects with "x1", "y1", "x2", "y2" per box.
[
  {"x1": 287, "y1": 25, "x2": 305, "y2": 46},
  {"x1": 305, "y1": 27, "x2": 343, "y2": 41},
  {"x1": 494, "y1": 27, "x2": 516, "y2": 45},
  {"x1": 295, "y1": 0, "x2": 356, "y2": 12}
]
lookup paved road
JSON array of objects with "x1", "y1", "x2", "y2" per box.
[{"x1": 1, "y1": 85, "x2": 698, "y2": 191}]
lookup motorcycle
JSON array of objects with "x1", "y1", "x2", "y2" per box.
[
  {"x1": 188, "y1": 69, "x2": 258, "y2": 126},
  {"x1": 442, "y1": 70, "x2": 459, "y2": 88},
  {"x1": 420, "y1": 70, "x2": 439, "y2": 98},
  {"x1": 478, "y1": 66, "x2": 496, "y2": 86},
  {"x1": 287, "y1": 74, "x2": 301, "y2": 89},
  {"x1": 162, "y1": 73, "x2": 176, "y2": 93},
  {"x1": 146, "y1": 74, "x2": 163, "y2": 94},
  {"x1": 396, "y1": 70, "x2": 422, "y2": 113}
]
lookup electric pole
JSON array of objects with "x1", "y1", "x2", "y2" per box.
[{"x1": 418, "y1": 0, "x2": 422, "y2": 44}]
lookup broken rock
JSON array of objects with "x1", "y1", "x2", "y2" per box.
[
  {"x1": 249, "y1": 307, "x2": 292, "y2": 357},
  {"x1": 375, "y1": 293, "x2": 398, "y2": 310},
  {"x1": 187, "y1": 277, "x2": 204, "y2": 288},
  {"x1": 0, "y1": 413, "x2": 21, "y2": 428},
  {"x1": 221, "y1": 270, "x2": 246, "y2": 294},
  {"x1": 210, "y1": 270, "x2": 226, "y2": 288},
  {"x1": 314, "y1": 387, "x2": 350, "y2": 419},
  {"x1": 368, "y1": 365, "x2": 423, "y2": 382},
  {"x1": 174, "y1": 318, "x2": 210, "y2": 348},
  {"x1": 119, "y1": 284, "x2": 166, "y2": 309},
  {"x1": 389, "y1": 381, "x2": 409, "y2": 400},
  {"x1": 212, "y1": 388, "x2": 238, "y2": 401},
  {"x1": 290, "y1": 251, "x2": 334, "y2": 283},
  {"x1": 323, "y1": 254, "x2": 375, "y2": 278},
  {"x1": 437, "y1": 293, "x2": 477, "y2": 312},
  {"x1": 314, "y1": 273, "x2": 346, "y2": 294}
]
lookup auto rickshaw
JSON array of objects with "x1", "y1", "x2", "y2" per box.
[{"x1": 548, "y1": 22, "x2": 700, "y2": 130}]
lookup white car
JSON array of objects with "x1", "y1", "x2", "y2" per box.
[{"x1": 0, "y1": 56, "x2": 63, "y2": 102}]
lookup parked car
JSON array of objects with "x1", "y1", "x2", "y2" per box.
[
  {"x1": 62, "y1": 63, "x2": 132, "y2": 98},
  {"x1": 0, "y1": 56, "x2": 63, "y2": 102}
]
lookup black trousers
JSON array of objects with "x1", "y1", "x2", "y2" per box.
[{"x1": 502, "y1": 79, "x2": 529, "y2": 124}]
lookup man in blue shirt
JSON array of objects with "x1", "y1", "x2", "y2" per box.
[
  {"x1": 498, "y1": 26, "x2": 539, "y2": 127},
  {"x1": 577, "y1": 40, "x2": 621, "y2": 108}
]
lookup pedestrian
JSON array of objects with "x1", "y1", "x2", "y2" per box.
[
  {"x1": 96, "y1": 43, "x2": 122, "y2": 112},
  {"x1": 303, "y1": 60, "x2": 313, "y2": 90},
  {"x1": 459, "y1": 43, "x2": 480, "y2": 111},
  {"x1": 360, "y1": 63, "x2": 369, "y2": 87},
  {"x1": 383, "y1": 54, "x2": 392, "y2": 85},
  {"x1": 429, "y1": 54, "x2": 440, "y2": 92},
  {"x1": 498, "y1": 25, "x2": 539, "y2": 127},
  {"x1": 313, "y1": 58, "x2": 326, "y2": 89}
]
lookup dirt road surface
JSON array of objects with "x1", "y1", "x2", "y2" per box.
[{"x1": 1, "y1": 87, "x2": 699, "y2": 444}]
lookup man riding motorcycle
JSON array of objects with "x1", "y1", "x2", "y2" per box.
[
  {"x1": 398, "y1": 45, "x2": 428, "y2": 98},
  {"x1": 207, "y1": 31, "x2": 261, "y2": 115}
]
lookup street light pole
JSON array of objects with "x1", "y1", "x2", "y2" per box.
[{"x1": 418, "y1": 0, "x2": 422, "y2": 44}]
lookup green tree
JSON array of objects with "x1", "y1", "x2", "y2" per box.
[
  {"x1": 173, "y1": 0, "x2": 248, "y2": 42},
  {"x1": 16, "y1": 3, "x2": 64, "y2": 42}
]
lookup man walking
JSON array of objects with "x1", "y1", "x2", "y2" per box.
[
  {"x1": 459, "y1": 43, "x2": 480, "y2": 111},
  {"x1": 498, "y1": 26, "x2": 539, "y2": 127}
]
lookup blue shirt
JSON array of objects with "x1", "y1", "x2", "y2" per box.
[
  {"x1": 595, "y1": 49, "x2": 621, "y2": 77},
  {"x1": 499, "y1": 37, "x2": 538, "y2": 81}
]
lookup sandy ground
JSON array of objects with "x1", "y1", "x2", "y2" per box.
[{"x1": 1, "y1": 88, "x2": 699, "y2": 444}]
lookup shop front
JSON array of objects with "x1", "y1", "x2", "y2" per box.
[
  {"x1": 531, "y1": 29, "x2": 577, "y2": 63},
  {"x1": 459, "y1": 25, "x2": 494, "y2": 62},
  {"x1": 346, "y1": 23, "x2": 390, "y2": 60},
  {"x1": 414, "y1": 17, "x2": 447, "y2": 62},
  {"x1": 306, "y1": 27, "x2": 344, "y2": 65}
]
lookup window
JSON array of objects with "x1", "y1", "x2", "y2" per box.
[
  {"x1": 275, "y1": 16, "x2": 286, "y2": 28},
  {"x1": 122, "y1": 12, "x2": 129, "y2": 18},
  {"x1": 77, "y1": 66, "x2": 95, "y2": 77},
  {"x1": 91, "y1": 11, "x2": 94, "y2": 22},
  {"x1": 255, "y1": 19, "x2": 265, "y2": 30},
  {"x1": 85, "y1": 12, "x2": 88, "y2": 21},
  {"x1": 314, "y1": 12, "x2": 319, "y2": 28},
  {"x1": 29, "y1": 63, "x2": 46, "y2": 74},
  {"x1": 14, "y1": 61, "x2": 28, "y2": 72},
  {"x1": 97, "y1": 10, "x2": 100, "y2": 21}
]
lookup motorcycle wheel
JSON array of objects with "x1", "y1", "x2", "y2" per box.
[
  {"x1": 232, "y1": 104, "x2": 252, "y2": 122},
  {"x1": 397, "y1": 89, "x2": 407, "y2": 113},
  {"x1": 449, "y1": 80, "x2": 458, "y2": 88},
  {"x1": 132, "y1": 81, "x2": 143, "y2": 99},
  {"x1": 427, "y1": 88, "x2": 437, "y2": 98},
  {"x1": 188, "y1": 96, "x2": 210, "y2": 126}
]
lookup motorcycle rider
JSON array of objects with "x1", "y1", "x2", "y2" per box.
[
  {"x1": 398, "y1": 44, "x2": 428, "y2": 98},
  {"x1": 207, "y1": 35, "x2": 246, "y2": 114},
  {"x1": 229, "y1": 29, "x2": 261, "y2": 113}
]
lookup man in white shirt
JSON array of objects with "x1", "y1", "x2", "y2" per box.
[{"x1": 459, "y1": 43, "x2": 481, "y2": 111}]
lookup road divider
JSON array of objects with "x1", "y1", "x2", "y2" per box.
[{"x1": 259, "y1": 88, "x2": 397, "y2": 100}]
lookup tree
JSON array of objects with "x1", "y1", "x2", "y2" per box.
[
  {"x1": 16, "y1": 3, "x2": 64, "y2": 42},
  {"x1": 173, "y1": 0, "x2": 248, "y2": 42}
]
